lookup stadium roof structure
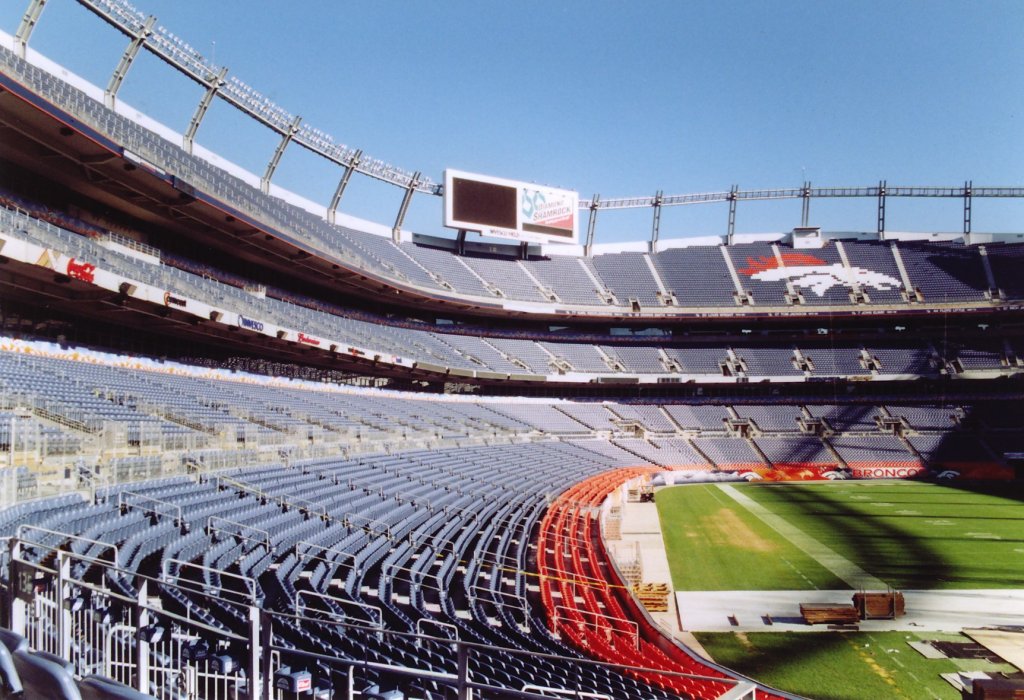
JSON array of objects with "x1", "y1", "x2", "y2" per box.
[
  {"x1": 1, "y1": 28, "x2": 1023, "y2": 330},
  {"x1": 9, "y1": 0, "x2": 1024, "y2": 250}
]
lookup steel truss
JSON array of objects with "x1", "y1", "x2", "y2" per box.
[{"x1": 13, "y1": 0, "x2": 1024, "y2": 248}]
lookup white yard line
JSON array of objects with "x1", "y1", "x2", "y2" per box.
[{"x1": 716, "y1": 483, "x2": 888, "y2": 590}]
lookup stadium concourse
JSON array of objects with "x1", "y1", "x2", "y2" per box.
[{"x1": 0, "y1": 1, "x2": 1022, "y2": 699}]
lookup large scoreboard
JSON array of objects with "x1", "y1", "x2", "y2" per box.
[{"x1": 443, "y1": 169, "x2": 578, "y2": 244}]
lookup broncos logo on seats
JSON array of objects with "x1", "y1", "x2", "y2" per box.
[
  {"x1": 739, "y1": 253, "x2": 902, "y2": 296},
  {"x1": 821, "y1": 470, "x2": 851, "y2": 480}
]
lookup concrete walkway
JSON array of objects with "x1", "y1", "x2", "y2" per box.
[
  {"x1": 716, "y1": 483, "x2": 888, "y2": 590},
  {"x1": 610, "y1": 489, "x2": 713, "y2": 660},
  {"x1": 676, "y1": 589, "x2": 1024, "y2": 633}
]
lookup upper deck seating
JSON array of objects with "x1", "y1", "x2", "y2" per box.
[{"x1": 651, "y1": 247, "x2": 737, "y2": 306}]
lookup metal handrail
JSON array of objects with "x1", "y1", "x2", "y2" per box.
[
  {"x1": 117, "y1": 490, "x2": 182, "y2": 525},
  {"x1": 551, "y1": 605, "x2": 639, "y2": 651},
  {"x1": 161, "y1": 557, "x2": 257, "y2": 604},
  {"x1": 294, "y1": 588, "x2": 382, "y2": 629},
  {"x1": 206, "y1": 515, "x2": 271, "y2": 549},
  {"x1": 15, "y1": 524, "x2": 120, "y2": 565}
]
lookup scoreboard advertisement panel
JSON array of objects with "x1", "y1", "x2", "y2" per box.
[{"x1": 444, "y1": 169, "x2": 578, "y2": 244}]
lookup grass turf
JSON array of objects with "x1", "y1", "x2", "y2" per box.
[
  {"x1": 656, "y1": 482, "x2": 846, "y2": 590},
  {"x1": 657, "y1": 480, "x2": 1024, "y2": 591},
  {"x1": 694, "y1": 631, "x2": 1012, "y2": 700}
]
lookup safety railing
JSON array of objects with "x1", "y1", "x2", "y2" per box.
[{"x1": 4, "y1": 527, "x2": 777, "y2": 699}]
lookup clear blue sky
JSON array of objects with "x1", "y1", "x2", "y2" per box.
[{"x1": 3, "y1": 0, "x2": 1023, "y2": 242}]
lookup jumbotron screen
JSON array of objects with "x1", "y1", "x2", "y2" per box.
[{"x1": 444, "y1": 169, "x2": 578, "y2": 244}]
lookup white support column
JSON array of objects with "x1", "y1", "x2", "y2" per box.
[
  {"x1": 726, "y1": 185, "x2": 739, "y2": 243},
  {"x1": 261, "y1": 115, "x2": 303, "y2": 194},
  {"x1": 963, "y1": 180, "x2": 973, "y2": 240},
  {"x1": 888, "y1": 241, "x2": 916, "y2": 300},
  {"x1": 977, "y1": 245, "x2": 1001, "y2": 298},
  {"x1": 801, "y1": 180, "x2": 812, "y2": 226},
  {"x1": 56, "y1": 551, "x2": 71, "y2": 661},
  {"x1": 719, "y1": 245, "x2": 748, "y2": 302},
  {"x1": 650, "y1": 190, "x2": 663, "y2": 252},
  {"x1": 248, "y1": 604, "x2": 264, "y2": 700},
  {"x1": 584, "y1": 194, "x2": 600, "y2": 256},
  {"x1": 14, "y1": 0, "x2": 48, "y2": 57},
  {"x1": 456, "y1": 642, "x2": 472, "y2": 700},
  {"x1": 8, "y1": 539, "x2": 27, "y2": 636},
  {"x1": 393, "y1": 172, "x2": 421, "y2": 240},
  {"x1": 183, "y1": 67, "x2": 228, "y2": 154},
  {"x1": 105, "y1": 15, "x2": 156, "y2": 109},
  {"x1": 327, "y1": 149, "x2": 362, "y2": 224},
  {"x1": 134, "y1": 579, "x2": 150, "y2": 694},
  {"x1": 876, "y1": 180, "x2": 887, "y2": 237}
]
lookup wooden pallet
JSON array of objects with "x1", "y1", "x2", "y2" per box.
[
  {"x1": 634, "y1": 582, "x2": 671, "y2": 612},
  {"x1": 604, "y1": 506, "x2": 622, "y2": 540},
  {"x1": 618, "y1": 562, "x2": 642, "y2": 587}
]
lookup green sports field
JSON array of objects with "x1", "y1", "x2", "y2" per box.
[
  {"x1": 655, "y1": 480, "x2": 1024, "y2": 699},
  {"x1": 656, "y1": 480, "x2": 1024, "y2": 591},
  {"x1": 694, "y1": 630, "x2": 1018, "y2": 700}
]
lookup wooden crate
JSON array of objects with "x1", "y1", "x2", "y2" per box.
[
  {"x1": 972, "y1": 678, "x2": 1024, "y2": 699},
  {"x1": 799, "y1": 603, "x2": 860, "y2": 625},
  {"x1": 853, "y1": 591, "x2": 905, "y2": 619}
]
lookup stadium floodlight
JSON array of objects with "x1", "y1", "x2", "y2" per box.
[
  {"x1": 91, "y1": 0, "x2": 146, "y2": 33},
  {"x1": 76, "y1": 0, "x2": 436, "y2": 195},
  {"x1": 77, "y1": 0, "x2": 1024, "y2": 220},
  {"x1": 587, "y1": 183, "x2": 1024, "y2": 214}
]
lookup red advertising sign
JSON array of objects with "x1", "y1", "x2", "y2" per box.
[{"x1": 66, "y1": 258, "x2": 96, "y2": 283}]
